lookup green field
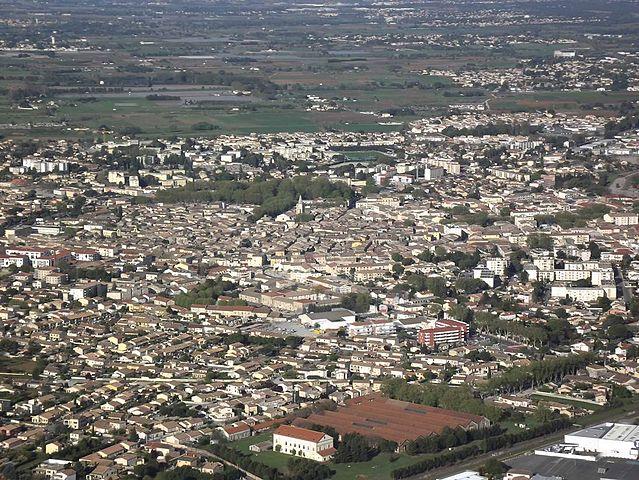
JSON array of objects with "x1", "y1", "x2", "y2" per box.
[
  {"x1": 0, "y1": 96, "x2": 410, "y2": 138},
  {"x1": 2, "y1": 44, "x2": 637, "y2": 140},
  {"x1": 0, "y1": 356, "x2": 35, "y2": 375},
  {"x1": 331, "y1": 454, "x2": 421, "y2": 480},
  {"x1": 492, "y1": 90, "x2": 639, "y2": 113},
  {"x1": 1, "y1": 0, "x2": 638, "y2": 142}
]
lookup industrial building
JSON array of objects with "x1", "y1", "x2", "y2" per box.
[{"x1": 564, "y1": 423, "x2": 639, "y2": 460}]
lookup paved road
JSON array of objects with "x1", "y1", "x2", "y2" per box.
[{"x1": 615, "y1": 266, "x2": 633, "y2": 304}]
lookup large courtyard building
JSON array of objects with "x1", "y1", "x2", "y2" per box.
[{"x1": 303, "y1": 394, "x2": 489, "y2": 451}]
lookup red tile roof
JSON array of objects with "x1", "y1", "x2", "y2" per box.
[
  {"x1": 274, "y1": 425, "x2": 327, "y2": 443},
  {"x1": 304, "y1": 394, "x2": 488, "y2": 445},
  {"x1": 223, "y1": 422, "x2": 250, "y2": 434},
  {"x1": 318, "y1": 447, "x2": 337, "y2": 457}
]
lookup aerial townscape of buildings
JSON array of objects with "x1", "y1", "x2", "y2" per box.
[{"x1": 1, "y1": 1, "x2": 639, "y2": 480}]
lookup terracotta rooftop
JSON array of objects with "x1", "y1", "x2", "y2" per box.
[
  {"x1": 304, "y1": 394, "x2": 488, "y2": 445},
  {"x1": 274, "y1": 424, "x2": 328, "y2": 443}
]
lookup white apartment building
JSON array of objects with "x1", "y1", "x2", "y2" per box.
[
  {"x1": 526, "y1": 260, "x2": 614, "y2": 286},
  {"x1": 21, "y1": 157, "x2": 69, "y2": 173},
  {"x1": 603, "y1": 213, "x2": 639, "y2": 226},
  {"x1": 551, "y1": 284, "x2": 617, "y2": 302},
  {"x1": 348, "y1": 319, "x2": 396, "y2": 337},
  {"x1": 486, "y1": 257, "x2": 509, "y2": 276},
  {"x1": 426, "y1": 158, "x2": 461, "y2": 175},
  {"x1": 532, "y1": 254, "x2": 555, "y2": 271},
  {"x1": 422, "y1": 167, "x2": 444, "y2": 181},
  {"x1": 0, "y1": 255, "x2": 26, "y2": 268},
  {"x1": 5, "y1": 246, "x2": 52, "y2": 262},
  {"x1": 554, "y1": 269, "x2": 590, "y2": 282},
  {"x1": 489, "y1": 168, "x2": 531, "y2": 182}
]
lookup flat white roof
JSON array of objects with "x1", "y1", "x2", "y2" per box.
[
  {"x1": 569, "y1": 423, "x2": 611, "y2": 439},
  {"x1": 569, "y1": 423, "x2": 639, "y2": 443},
  {"x1": 604, "y1": 423, "x2": 639, "y2": 443},
  {"x1": 437, "y1": 471, "x2": 486, "y2": 480}
]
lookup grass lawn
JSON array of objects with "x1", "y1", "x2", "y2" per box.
[
  {"x1": 330, "y1": 453, "x2": 420, "y2": 480},
  {"x1": 231, "y1": 432, "x2": 423, "y2": 480},
  {"x1": 233, "y1": 432, "x2": 272, "y2": 453},
  {"x1": 233, "y1": 432, "x2": 292, "y2": 472},
  {"x1": 498, "y1": 420, "x2": 529, "y2": 433},
  {"x1": 0, "y1": 356, "x2": 35, "y2": 374}
]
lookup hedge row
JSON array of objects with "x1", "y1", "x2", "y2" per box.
[{"x1": 392, "y1": 418, "x2": 571, "y2": 479}]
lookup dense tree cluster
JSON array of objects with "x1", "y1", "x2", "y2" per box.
[
  {"x1": 526, "y1": 233, "x2": 554, "y2": 249},
  {"x1": 155, "y1": 467, "x2": 241, "y2": 480},
  {"x1": 220, "y1": 332, "x2": 302, "y2": 356},
  {"x1": 602, "y1": 315, "x2": 633, "y2": 342},
  {"x1": 340, "y1": 293, "x2": 372, "y2": 313},
  {"x1": 416, "y1": 249, "x2": 481, "y2": 270},
  {"x1": 156, "y1": 176, "x2": 353, "y2": 221},
  {"x1": 482, "y1": 354, "x2": 593, "y2": 394},
  {"x1": 58, "y1": 262, "x2": 113, "y2": 282},
  {"x1": 604, "y1": 113, "x2": 639, "y2": 138},
  {"x1": 535, "y1": 203, "x2": 610, "y2": 229},
  {"x1": 391, "y1": 418, "x2": 570, "y2": 479},
  {"x1": 478, "y1": 292, "x2": 521, "y2": 312},
  {"x1": 475, "y1": 311, "x2": 574, "y2": 347},
  {"x1": 474, "y1": 312, "x2": 548, "y2": 346},
  {"x1": 480, "y1": 458, "x2": 509, "y2": 479},
  {"x1": 333, "y1": 433, "x2": 378, "y2": 463},
  {"x1": 455, "y1": 277, "x2": 490, "y2": 294},
  {"x1": 286, "y1": 458, "x2": 333, "y2": 480},
  {"x1": 0, "y1": 339, "x2": 19, "y2": 355},
  {"x1": 465, "y1": 349, "x2": 496, "y2": 362},
  {"x1": 158, "y1": 401, "x2": 198, "y2": 417},
  {"x1": 382, "y1": 379, "x2": 502, "y2": 422},
  {"x1": 447, "y1": 205, "x2": 499, "y2": 227},
  {"x1": 76, "y1": 70, "x2": 280, "y2": 94},
  {"x1": 442, "y1": 122, "x2": 542, "y2": 138},
  {"x1": 405, "y1": 274, "x2": 447, "y2": 297},
  {"x1": 174, "y1": 278, "x2": 236, "y2": 308},
  {"x1": 554, "y1": 174, "x2": 610, "y2": 196},
  {"x1": 406, "y1": 425, "x2": 503, "y2": 455}
]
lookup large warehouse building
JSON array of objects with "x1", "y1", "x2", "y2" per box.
[
  {"x1": 564, "y1": 423, "x2": 639, "y2": 459},
  {"x1": 301, "y1": 394, "x2": 489, "y2": 451}
]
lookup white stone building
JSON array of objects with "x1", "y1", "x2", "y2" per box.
[{"x1": 273, "y1": 425, "x2": 335, "y2": 462}]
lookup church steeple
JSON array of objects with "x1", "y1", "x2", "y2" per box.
[{"x1": 295, "y1": 195, "x2": 305, "y2": 215}]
